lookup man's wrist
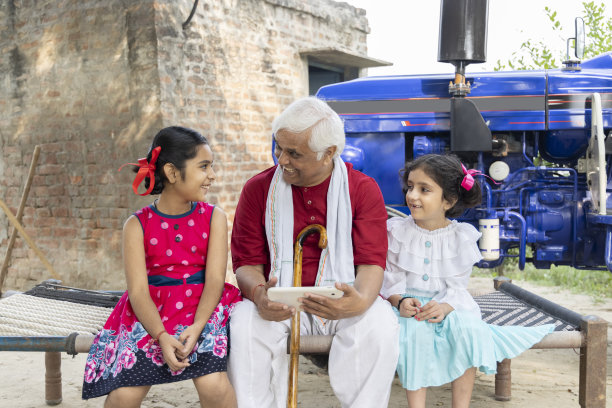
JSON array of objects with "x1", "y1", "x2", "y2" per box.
[{"x1": 251, "y1": 283, "x2": 265, "y2": 302}]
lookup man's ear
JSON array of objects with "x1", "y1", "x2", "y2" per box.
[
  {"x1": 163, "y1": 163, "x2": 177, "y2": 184},
  {"x1": 324, "y1": 146, "x2": 337, "y2": 162}
]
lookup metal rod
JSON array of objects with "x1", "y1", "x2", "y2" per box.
[
  {"x1": 506, "y1": 211, "x2": 526, "y2": 270},
  {"x1": 0, "y1": 334, "x2": 95, "y2": 353},
  {"x1": 182, "y1": 0, "x2": 199, "y2": 29}
]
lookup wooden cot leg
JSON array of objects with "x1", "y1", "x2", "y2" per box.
[
  {"x1": 45, "y1": 352, "x2": 62, "y2": 405},
  {"x1": 494, "y1": 358, "x2": 511, "y2": 401},
  {"x1": 579, "y1": 316, "x2": 607, "y2": 408},
  {"x1": 493, "y1": 277, "x2": 512, "y2": 401}
]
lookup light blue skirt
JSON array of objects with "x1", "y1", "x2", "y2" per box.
[{"x1": 395, "y1": 294, "x2": 555, "y2": 390}]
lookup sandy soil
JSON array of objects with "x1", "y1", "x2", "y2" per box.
[{"x1": 1, "y1": 277, "x2": 610, "y2": 408}]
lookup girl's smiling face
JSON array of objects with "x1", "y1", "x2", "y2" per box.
[
  {"x1": 405, "y1": 167, "x2": 455, "y2": 231},
  {"x1": 173, "y1": 144, "x2": 215, "y2": 203}
]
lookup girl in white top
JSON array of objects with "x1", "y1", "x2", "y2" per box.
[{"x1": 381, "y1": 154, "x2": 553, "y2": 408}]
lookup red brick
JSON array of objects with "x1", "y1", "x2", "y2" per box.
[
  {"x1": 38, "y1": 164, "x2": 63, "y2": 175},
  {"x1": 53, "y1": 227, "x2": 77, "y2": 238},
  {"x1": 51, "y1": 207, "x2": 69, "y2": 217},
  {"x1": 48, "y1": 185, "x2": 66, "y2": 196},
  {"x1": 35, "y1": 208, "x2": 51, "y2": 218}
]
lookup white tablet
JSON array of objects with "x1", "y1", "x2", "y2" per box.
[{"x1": 267, "y1": 286, "x2": 343, "y2": 310}]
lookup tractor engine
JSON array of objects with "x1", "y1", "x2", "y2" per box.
[{"x1": 313, "y1": 0, "x2": 612, "y2": 272}]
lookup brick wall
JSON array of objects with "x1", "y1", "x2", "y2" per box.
[
  {"x1": 0, "y1": 0, "x2": 369, "y2": 291},
  {"x1": 155, "y1": 0, "x2": 368, "y2": 218}
]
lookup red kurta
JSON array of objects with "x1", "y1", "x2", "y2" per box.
[{"x1": 231, "y1": 162, "x2": 388, "y2": 286}]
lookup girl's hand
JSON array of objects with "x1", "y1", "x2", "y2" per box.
[
  {"x1": 176, "y1": 325, "x2": 202, "y2": 360},
  {"x1": 415, "y1": 300, "x2": 454, "y2": 323},
  {"x1": 159, "y1": 333, "x2": 191, "y2": 372},
  {"x1": 398, "y1": 297, "x2": 421, "y2": 318}
]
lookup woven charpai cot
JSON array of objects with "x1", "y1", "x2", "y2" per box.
[
  {"x1": 0, "y1": 282, "x2": 116, "y2": 337},
  {"x1": 474, "y1": 290, "x2": 578, "y2": 331}
]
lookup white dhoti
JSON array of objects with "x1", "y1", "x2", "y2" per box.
[{"x1": 228, "y1": 297, "x2": 399, "y2": 408}]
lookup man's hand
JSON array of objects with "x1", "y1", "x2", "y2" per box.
[
  {"x1": 300, "y1": 282, "x2": 368, "y2": 320},
  {"x1": 254, "y1": 276, "x2": 296, "y2": 321},
  {"x1": 415, "y1": 300, "x2": 453, "y2": 323}
]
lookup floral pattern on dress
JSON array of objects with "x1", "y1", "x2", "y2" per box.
[
  {"x1": 84, "y1": 322, "x2": 147, "y2": 383},
  {"x1": 84, "y1": 301, "x2": 237, "y2": 384},
  {"x1": 82, "y1": 203, "x2": 243, "y2": 400},
  {"x1": 197, "y1": 305, "x2": 230, "y2": 358}
]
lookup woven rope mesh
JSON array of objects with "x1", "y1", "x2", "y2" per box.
[
  {"x1": 474, "y1": 291, "x2": 578, "y2": 331},
  {"x1": 0, "y1": 294, "x2": 112, "y2": 336},
  {"x1": 0, "y1": 283, "x2": 579, "y2": 338}
]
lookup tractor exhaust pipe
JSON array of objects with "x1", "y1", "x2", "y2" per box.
[{"x1": 438, "y1": 0, "x2": 492, "y2": 153}]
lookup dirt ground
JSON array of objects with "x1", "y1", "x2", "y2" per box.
[{"x1": 1, "y1": 277, "x2": 611, "y2": 408}]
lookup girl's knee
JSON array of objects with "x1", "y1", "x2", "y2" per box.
[
  {"x1": 193, "y1": 372, "x2": 234, "y2": 397},
  {"x1": 194, "y1": 372, "x2": 237, "y2": 408},
  {"x1": 105, "y1": 385, "x2": 150, "y2": 408}
]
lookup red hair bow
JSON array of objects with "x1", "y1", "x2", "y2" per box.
[
  {"x1": 460, "y1": 164, "x2": 481, "y2": 191},
  {"x1": 118, "y1": 146, "x2": 161, "y2": 196},
  {"x1": 460, "y1": 163, "x2": 499, "y2": 190}
]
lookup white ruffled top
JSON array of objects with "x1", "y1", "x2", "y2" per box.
[{"x1": 381, "y1": 216, "x2": 483, "y2": 315}]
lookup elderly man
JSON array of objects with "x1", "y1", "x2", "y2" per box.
[{"x1": 228, "y1": 97, "x2": 399, "y2": 408}]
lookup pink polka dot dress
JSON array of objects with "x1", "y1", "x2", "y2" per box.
[{"x1": 83, "y1": 202, "x2": 242, "y2": 399}]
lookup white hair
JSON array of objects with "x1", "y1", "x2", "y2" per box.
[{"x1": 272, "y1": 96, "x2": 345, "y2": 160}]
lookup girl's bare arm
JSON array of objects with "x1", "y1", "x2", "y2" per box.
[{"x1": 123, "y1": 215, "x2": 188, "y2": 370}]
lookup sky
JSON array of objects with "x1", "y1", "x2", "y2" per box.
[{"x1": 345, "y1": 0, "x2": 607, "y2": 76}]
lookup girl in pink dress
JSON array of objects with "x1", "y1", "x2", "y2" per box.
[{"x1": 82, "y1": 126, "x2": 241, "y2": 407}]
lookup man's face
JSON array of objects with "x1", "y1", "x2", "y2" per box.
[{"x1": 273, "y1": 129, "x2": 334, "y2": 187}]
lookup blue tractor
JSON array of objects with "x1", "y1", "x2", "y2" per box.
[{"x1": 316, "y1": 0, "x2": 612, "y2": 272}]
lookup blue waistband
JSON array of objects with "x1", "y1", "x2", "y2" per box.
[{"x1": 148, "y1": 269, "x2": 205, "y2": 286}]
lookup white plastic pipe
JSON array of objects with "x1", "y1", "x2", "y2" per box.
[{"x1": 479, "y1": 218, "x2": 500, "y2": 261}]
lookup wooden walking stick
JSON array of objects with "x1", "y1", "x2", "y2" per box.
[{"x1": 288, "y1": 224, "x2": 327, "y2": 408}]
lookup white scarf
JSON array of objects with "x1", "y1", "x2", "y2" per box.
[{"x1": 264, "y1": 156, "x2": 354, "y2": 287}]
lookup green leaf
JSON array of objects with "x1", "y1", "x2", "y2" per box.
[{"x1": 500, "y1": 2, "x2": 611, "y2": 69}]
